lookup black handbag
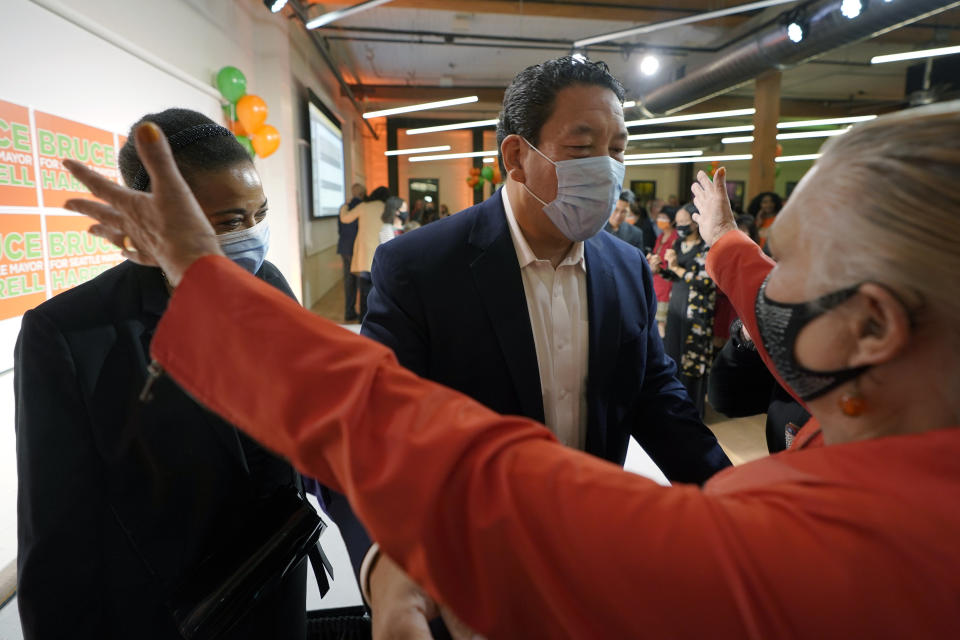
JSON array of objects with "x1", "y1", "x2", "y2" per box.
[{"x1": 168, "y1": 486, "x2": 333, "y2": 640}]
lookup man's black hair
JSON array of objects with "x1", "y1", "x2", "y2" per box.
[
  {"x1": 119, "y1": 108, "x2": 252, "y2": 192},
  {"x1": 366, "y1": 186, "x2": 392, "y2": 203},
  {"x1": 619, "y1": 189, "x2": 636, "y2": 204},
  {"x1": 496, "y1": 56, "x2": 626, "y2": 173}
]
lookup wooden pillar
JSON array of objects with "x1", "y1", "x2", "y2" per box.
[{"x1": 748, "y1": 70, "x2": 781, "y2": 201}]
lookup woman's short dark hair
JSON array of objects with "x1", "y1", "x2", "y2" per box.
[
  {"x1": 496, "y1": 56, "x2": 626, "y2": 170},
  {"x1": 747, "y1": 191, "x2": 784, "y2": 217},
  {"x1": 118, "y1": 108, "x2": 251, "y2": 192},
  {"x1": 382, "y1": 196, "x2": 403, "y2": 224},
  {"x1": 366, "y1": 186, "x2": 391, "y2": 203}
]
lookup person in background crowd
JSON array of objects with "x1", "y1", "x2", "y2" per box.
[
  {"x1": 647, "y1": 205, "x2": 679, "y2": 337},
  {"x1": 602, "y1": 189, "x2": 645, "y2": 250},
  {"x1": 380, "y1": 196, "x2": 405, "y2": 246},
  {"x1": 337, "y1": 183, "x2": 364, "y2": 322},
  {"x1": 340, "y1": 186, "x2": 389, "y2": 321},
  {"x1": 735, "y1": 212, "x2": 759, "y2": 243},
  {"x1": 357, "y1": 56, "x2": 729, "y2": 637},
  {"x1": 410, "y1": 199, "x2": 424, "y2": 224},
  {"x1": 440, "y1": 204, "x2": 450, "y2": 218},
  {"x1": 64, "y1": 98, "x2": 960, "y2": 640},
  {"x1": 667, "y1": 194, "x2": 679, "y2": 207},
  {"x1": 747, "y1": 191, "x2": 783, "y2": 248},
  {"x1": 15, "y1": 109, "x2": 308, "y2": 640},
  {"x1": 421, "y1": 201, "x2": 439, "y2": 225},
  {"x1": 630, "y1": 199, "x2": 657, "y2": 254},
  {"x1": 661, "y1": 203, "x2": 716, "y2": 417},
  {"x1": 648, "y1": 197, "x2": 664, "y2": 235}
]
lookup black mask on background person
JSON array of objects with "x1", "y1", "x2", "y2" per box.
[
  {"x1": 676, "y1": 224, "x2": 692, "y2": 239},
  {"x1": 754, "y1": 276, "x2": 871, "y2": 401}
]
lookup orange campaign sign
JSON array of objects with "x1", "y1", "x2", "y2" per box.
[
  {"x1": 0, "y1": 213, "x2": 47, "y2": 320},
  {"x1": 0, "y1": 99, "x2": 39, "y2": 207},
  {"x1": 34, "y1": 110, "x2": 118, "y2": 208},
  {"x1": 45, "y1": 214, "x2": 124, "y2": 294}
]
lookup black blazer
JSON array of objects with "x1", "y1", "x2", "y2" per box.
[{"x1": 15, "y1": 261, "x2": 307, "y2": 640}]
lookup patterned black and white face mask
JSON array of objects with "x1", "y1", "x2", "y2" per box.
[{"x1": 754, "y1": 276, "x2": 870, "y2": 402}]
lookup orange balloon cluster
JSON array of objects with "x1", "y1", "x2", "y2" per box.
[
  {"x1": 465, "y1": 165, "x2": 502, "y2": 190},
  {"x1": 215, "y1": 66, "x2": 282, "y2": 160}
]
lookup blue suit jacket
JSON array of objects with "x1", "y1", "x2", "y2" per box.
[{"x1": 329, "y1": 190, "x2": 730, "y2": 577}]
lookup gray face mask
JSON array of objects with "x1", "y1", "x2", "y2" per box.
[
  {"x1": 520, "y1": 138, "x2": 626, "y2": 242},
  {"x1": 754, "y1": 275, "x2": 870, "y2": 401},
  {"x1": 217, "y1": 220, "x2": 270, "y2": 274}
]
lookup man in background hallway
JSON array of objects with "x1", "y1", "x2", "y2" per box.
[{"x1": 337, "y1": 183, "x2": 364, "y2": 322}]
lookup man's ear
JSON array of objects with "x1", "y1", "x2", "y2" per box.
[
  {"x1": 846, "y1": 283, "x2": 912, "y2": 368},
  {"x1": 501, "y1": 135, "x2": 527, "y2": 183}
]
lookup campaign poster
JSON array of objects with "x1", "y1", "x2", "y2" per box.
[
  {"x1": 45, "y1": 214, "x2": 123, "y2": 294},
  {"x1": 0, "y1": 213, "x2": 47, "y2": 320},
  {"x1": 34, "y1": 111, "x2": 118, "y2": 208},
  {"x1": 0, "y1": 100, "x2": 39, "y2": 207}
]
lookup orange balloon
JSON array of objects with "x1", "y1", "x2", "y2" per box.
[
  {"x1": 237, "y1": 94, "x2": 268, "y2": 134},
  {"x1": 231, "y1": 119, "x2": 248, "y2": 137},
  {"x1": 252, "y1": 124, "x2": 281, "y2": 158}
]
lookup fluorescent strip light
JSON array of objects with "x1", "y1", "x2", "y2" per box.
[
  {"x1": 626, "y1": 108, "x2": 755, "y2": 127},
  {"x1": 625, "y1": 154, "x2": 752, "y2": 166},
  {"x1": 629, "y1": 125, "x2": 754, "y2": 141},
  {"x1": 405, "y1": 118, "x2": 498, "y2": 135},
  {"x1": 483, "y1": 157, "x2": 495, "y2": 163},
  {"x1": 623, "y1": 100, "x2": 637, "y2": 108},
  {"x1": 871, "y1": 44, "x2": 960, "y2": 65},
  {"x1": 778, "y1": 115, "x2": 876, "y2": 129},
  {"x1": 624, "y1": 150, "x2": 704, "y2": 160},
  {"x1": 776, "y1": 154, "x2": 822, "y2": 163},
  {"x1": 409, "y1": 150, "x2": 498, "y2": 163},
  {"x1": 384, "y1": 145, "x2": 451, "y2": 156},
  {"x1": 363, "y1": 96, "x2": 479, "y2": 119},
  {"x1": 269, "y1": 0, "x2": 288, "y2": 12},
  {"x1": 306, "y1": 0, "x2": 394, "y2": 29},
  {"x1": 722, "y1": 128, "x2": 852, "y2": 143},
  {"x1": 574, "y1": 0, "x2": 795, "y2": 48}
]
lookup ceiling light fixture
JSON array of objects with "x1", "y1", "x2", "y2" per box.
[
  {"x1": 722, "y1": 128, "x2": 853, "y2": 143},
  {"x1": 483, "y1": 157, "x2": 496, "y2": 163},
  {"x1": 871, "y1": 44, "x2": 960, "y2": 64},
  {"x1": 629, "y1": 125, "x2": 754, "y2": 141},
  {"x1": 840, "y1": 0, "x2": 863, "y2": 20},
  {"x1": 264, "y1": 0, "x2": 288, "y2": 12},
  {"x1": 405, "y1": 118, "x2": 498, "y2": 135},
  {"x1": 787, "y1": 21, "x2": 804, "y2": 43},
  {"x1": 640, "y1": 55, "x2": 661, "y2": 77},
  {"x1": 625, "y1": 154, "x2": 753, "y2": 166},
  {"x1": 626, "y1": 108, "x2": 755, "y2": 128},
  {"x1": 363, "y1": 96, "x2": 479, "y2": 119},
  {"x1": 776, "y1": 154, "x2": 823, "y2": 162},
  {"x1": 573, "y1": 0, "x2": 796, "y2": 48},
  {"x1": 623, "y1": 100, "x2": 637, "y2": 108},
  {"x1": 306, "y1": 0, "x2": 395, "y2": 29},
  {"x1": 409, "y1": 150, "x2": 499, "y2": 163},
  {"x1": 624, "y1": 150, "x2": 704, "y2": 160},
  {"x1": 777, "y1": 115, "x2": 876, "y2": 128},
  {"x1": 384, "y1": 145, "x2": 451, "y2": 157}
]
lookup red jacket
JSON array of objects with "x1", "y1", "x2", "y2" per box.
[
  {"x1": 151, "y1": 231, "x2": 960, "y2": 639},
  {"x1": 652, "y1": 228, "x2": 678, "y2": 303}
]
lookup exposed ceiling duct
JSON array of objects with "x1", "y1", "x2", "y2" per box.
[{"x1": 639, "y1": 0, "x2": 960, "y2": 115}]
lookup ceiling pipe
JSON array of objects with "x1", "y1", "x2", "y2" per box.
[{"x1": 639, "y1": 0, "x2": 960, "y2": 115}]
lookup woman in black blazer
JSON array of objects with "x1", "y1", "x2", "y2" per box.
[{"x1": 14, "y1": 109, "x2": 307, "y2": 639}]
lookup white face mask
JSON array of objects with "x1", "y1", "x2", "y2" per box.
[
  {"x1": 217, "y1": 219, "x2": 270, "y2": 274},
  {"x1": 520, "y1": 138, "x2": 626, "y2": 242}
]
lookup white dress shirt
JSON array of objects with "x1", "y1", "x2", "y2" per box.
[{"x1": 502, "y1": 187, "x2": 589, "y2": 450}]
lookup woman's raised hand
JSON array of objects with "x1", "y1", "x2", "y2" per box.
[
  {"x1": 690, "y1": 167, "x2": 737, "y2": 246},
  {"x1": 62, "y1": 122, "x2": 222, "y2": 286}
]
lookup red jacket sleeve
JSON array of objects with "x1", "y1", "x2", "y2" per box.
[{"x1": 150, "y1": 256, "x2": 953, "y2": 638}]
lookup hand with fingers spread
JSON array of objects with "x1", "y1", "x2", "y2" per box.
[
  {"x1": 62, "y1": 121, "x2": 221, "y2": 286},
  {"x1": 690, "y1": 167, "x2": 737, "y2": 246}
]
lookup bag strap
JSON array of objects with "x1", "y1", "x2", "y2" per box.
[{"x1": 308, "y1": 543, "x2": 334, "y2": 597}]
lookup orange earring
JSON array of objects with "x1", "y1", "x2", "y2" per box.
[{"x1": 838, "y1": 385, "x2": 866, "y2": 417}]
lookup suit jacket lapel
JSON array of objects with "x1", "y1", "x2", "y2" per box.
[
  {"x1": 468, "y1": 192, "x2": 545, "y2": 424},
  {"x1": 584, "y1": 239, "x2": 620, "y2": 456}
]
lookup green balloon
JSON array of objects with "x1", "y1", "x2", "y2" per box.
[
  {"x1": 480, "y1": 166, "x2": 494, "y2": 181},
  {"x1": 236, "y1": 135, "x2": 255, "y2": 158},
  {"x1": 216, "y1": 66, "x2": 247, "y2": 103}
]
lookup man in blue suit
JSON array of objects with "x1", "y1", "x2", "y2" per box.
[{"x1": 352, "y1": 56, "x2": 730, "y2": 638}]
